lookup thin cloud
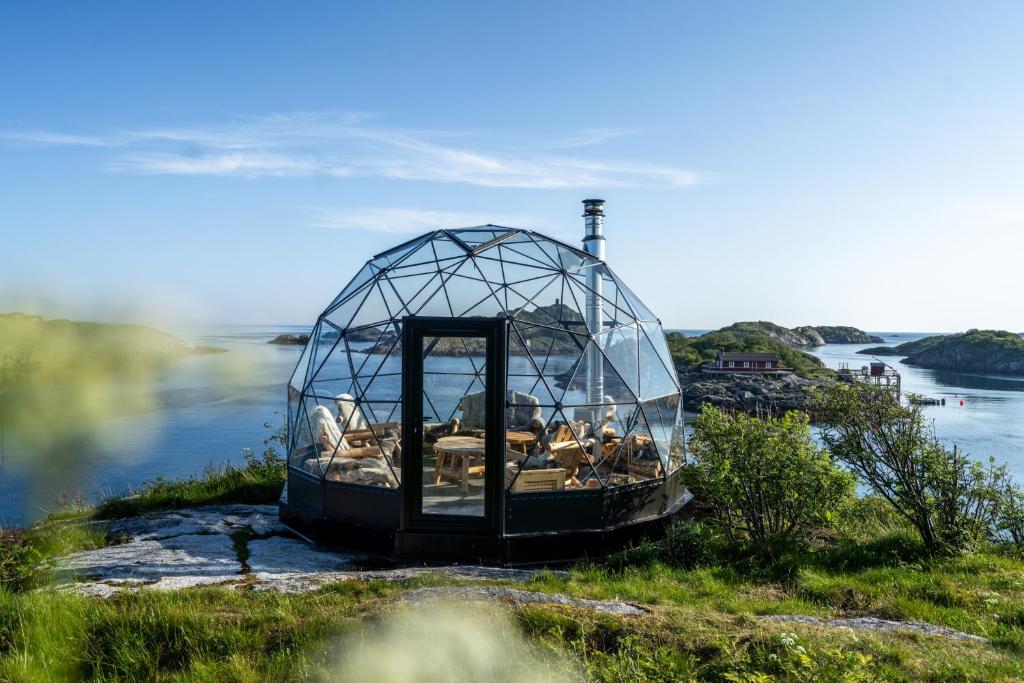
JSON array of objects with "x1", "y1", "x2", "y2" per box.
[
  {"x1": 0, "y1": 113, "x2": 700, "y2": 189},
  {"x1": 0, "y1": 130, "x2": 111, "y2": 146},
  {"x1": 109, "y1": 152, "x2": 344, "y2": 177},
  {"x1": 310, "y1": 208, "x2": 536, "y2": 234},
  {"x1": 553, "y1": 127, "x2": 638, "y2": 148}
]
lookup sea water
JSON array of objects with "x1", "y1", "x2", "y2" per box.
[{"x1": 1, "y1": 327, "x2": 1022, "y2": 525}]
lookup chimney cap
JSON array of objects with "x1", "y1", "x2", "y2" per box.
[{"x1": 582, "y1": 198, "x2": 605, "y2": 216}]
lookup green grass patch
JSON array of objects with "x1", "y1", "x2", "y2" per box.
[{"x1": 93, "y1": 451, "x2": 285, "y2": 520}]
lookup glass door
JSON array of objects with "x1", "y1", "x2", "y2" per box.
[{"x1": 402, "y1": 317, "x2": 505, "y2": 533}]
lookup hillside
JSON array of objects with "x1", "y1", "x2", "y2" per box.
[
  {"x1": 713, "y1": 322, "x2": 881, "y2": 347},
  {"x1": 0, "y1": 313, "x2": 222, "y2": 386},
  {"x1": 666, "y1": 328, "x2": 828, "y2": 379},
  {"x1": 798, "y1": 325, "x2": 884, "y2": 344},
  {"x1": 892, "y1": 330, "x2": 1024, "y2": 375},
  {"x1": 715, "y1": 321, "x2": 821, "y2": 347}
]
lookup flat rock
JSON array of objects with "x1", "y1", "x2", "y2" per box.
[
  {"x1": 52, "y1": 504, "x2": 564, "y2": 596},
  {"x1": 400, "y1": 586, "x2": 647, "y2": 616},
  {"x1": 247, "y1": 535, "x2": 363, "y2": 573},
  {"x1": 56, "y1": 532, "x2": 241, "y2": 590},
  {"x1": 106, "y1": 504, "x2": 284, "y2": 541},
  {"x1": 759, "y1": 615, "x2": 986, "y2": 643}
]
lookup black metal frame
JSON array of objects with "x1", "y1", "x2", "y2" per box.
[{"x1": 400, "y1": 315, "x2": 508, "y2": 537}]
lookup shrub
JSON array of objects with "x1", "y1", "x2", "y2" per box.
[
  {"x1": 686, "y1": 406, "x2": 854, "y2": 553},
  {"x1": 818, "y1": 383, "x2": 1012, "y2": 555},
  {"x1": 95, "y1": 418, "x2": 287, "y2": 520},
  {"x1": 0, "y1": 528, "x2": 41, "y2": 591},
  {"x1": 997, "y1": 480, "x2": 1024, "y2": 549}
]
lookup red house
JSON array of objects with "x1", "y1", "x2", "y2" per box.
[{"x1": 702, "y1": 351, "x2": 794, "y2": 376}]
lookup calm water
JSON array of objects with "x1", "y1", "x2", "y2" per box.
[
  {"x1": 806, "y1": 333, "x2": 1024, "y2": 479},
  {"x1": 2, "y1": 327, "x2": 1022, "y2": 525}
]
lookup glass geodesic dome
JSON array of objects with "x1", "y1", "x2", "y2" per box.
[{"x1": 281, "y1": 225, "x2": 688, "y2": 561}]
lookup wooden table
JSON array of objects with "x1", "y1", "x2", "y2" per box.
[
  {"x1": 505, "y1": 430, "x2": 537, "y2": 454},
  {"x1": 434, "y1": 433, "x2": 540, "y2": 492},
  {"x1": 433, "y1": 436, "x2": 487, "y2": 493}
]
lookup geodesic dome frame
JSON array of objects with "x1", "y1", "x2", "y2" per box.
[{"x1": 280, "y1": 226, "x2": 691, "y2": 562}]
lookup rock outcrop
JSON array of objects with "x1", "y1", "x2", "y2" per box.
[
  {"x1": 894, "y1": 330, "x2": 1024, "y2": 375},
  {"x1": 716, "y1": 322, "x2": 822, "y2": 347},
  {"x1": 681, "y1": 369, "x2": 826, "y2": 414},
  {"x1": 797, "y1": 326, "x2": 884, "y2": 344},
  {"x1": 268, "y1": 333, "x2": 310, "y2": 345},
  {"x1": 715, "y1": 322, "x2": 881, "y2": 347}
]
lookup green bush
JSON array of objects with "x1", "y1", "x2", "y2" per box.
[
  {"x1": 686, "y1": 406, "x2": 854, "y2": 553},
  {"x1": 818, "y1": 383, "x2": 1016, "y2": 555},
  {"x1": 0, "y1": 528, "x2": 41, "y2": 591}
]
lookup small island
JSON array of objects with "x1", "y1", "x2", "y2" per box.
[
  {"x1": 712, "y1": 321, "x2": 882, "y2": 347},
  {"x1": 666, "y1": 323, "x2": 833, "y2": 414},
  {"x1": 858, "y1": 329, "x2": 1024, "y2": 375}
]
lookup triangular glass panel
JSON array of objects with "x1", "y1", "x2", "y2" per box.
[
  {"x1": 564, "y1": 274, "x2": 638, "y2": 333},
  {"x1": 324, "y1": 282, "x2": 374, "y2": 331},
  {"x1": 669, "y1": 398, "x2": 687, "y2": 472},
  {"x1": 492, "y1": 242, "x2": 559, "y2": 273},
  {"x1": 460, "y1": 291, "x2": 506, "y2": 319},
  {"x1": 302, "y1": 321, "x2": 335, "y2": 390},
  {"x1": 507, "y1": 275, "x2": 565, "y2": 326},
  {"x1": 553, "y1": 339, "x2": 599, "y2": 407},
  {"x1": 506, "y1": 234, "x2": 562, "y2": 269},
  {"x1": 640, "y1": 398, "x2": 674, "y2": 471},
  {"x1": 507, "y1": 327, "x2": 561, "y2": 409},
  {"x1": 306, "y1": 377, "x2": 360, "y2": 403},
  {"x1": 358, "y1": 400, "x2": 403, "y2": 427},
  {"x1": 553, "y1": 244, "x2": 590, "y2": 273},
  {"x1": 429, "y1": 235, "x2": 471, "y2": 260},
  {"x1": 289, "y1": 404, "x2": 320, "y2": 471},
  {"x1": 604, "y1": 411, "x2": 662, "y2": 486},
  {"x1": 358, "y1": 372, "x2": 402, "y2": 403},
  {"x1": 370, "y1": 236, "x2": 429, "y2": 271},
  {"x1": 548, "y1": 407, "x2": 603, "y2": 488},
  {"x1": 412, "y1": 275, "x2": 459, "y2": 317},
  {"x1": 449, "y1": 228, "x2": 505, "y2": 247},
  {"x1": 640, "y1": 321, "x2": 678, "y2": 387},
  {"x1": 598, "y1": 324, "x2": 640, "y2": 401},
  {"x1": 638, "y1": 327, "x2": 680, "y2": 400},
  {"x1": 346, "y1": 282, "x2": 397, "y2": 330},
  {"x1": 512, "y1": 322, "x2": 587, "y2": 399},
  {"x1": 445, "y1": 259, "x2": 501, "y2": 317},
  {"x1": 288, "y1": 337, "x2": 315, "y2": 392},
  {"x1": 323, "y1": 263, "x2": 379, "y2": 316},
  {"x1": 470, "y1": 254, "x2": 510, "y2": 290},
  {"x1": 612, "y1": 273, "x2": 658, "y2": 322},
  {"x1": 526, "y1": 236, "x2": 569, "y2": 271}
]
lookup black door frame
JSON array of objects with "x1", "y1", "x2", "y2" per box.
[{"x1": 400, "y1": 316, "x2": 507, "y2": 535}]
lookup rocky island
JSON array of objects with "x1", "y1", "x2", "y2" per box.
[
  {"x1": 860, "y1": 329, "x2": 1024, "y2": 375},
  {"x1": 798, "y1": 325, "x2": 884, "y2": 344},
  {"x1": 712, "y1": 322, "x2": 882, "y2": 347},
  {"x1": 666, "y1": 323, "x2": 838, "y2": 415},
  {"x1": 268, "y1": 333, "x2": 310, "y2": 345}
]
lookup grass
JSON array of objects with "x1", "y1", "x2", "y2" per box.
[
  {"x1": 2, "y1": 548, "x2": 1022, "y2": 681},
  {"x1": 3, "y1": 454, "x2": 1024, "y2": 680},
  {"x1": 666, "y1": 328, "x2": 831, "y2": 379},
  {"x1": 93, "y1": 450, "x2": 286, "y2": 520}
]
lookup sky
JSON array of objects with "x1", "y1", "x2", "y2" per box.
[{"x1": 1, "y1": 1, "x2": 1022, "y2": 332}]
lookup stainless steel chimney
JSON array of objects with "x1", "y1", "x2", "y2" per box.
[{"x1": 582, "y1": 199, "x2": 606, "y2": 412}]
